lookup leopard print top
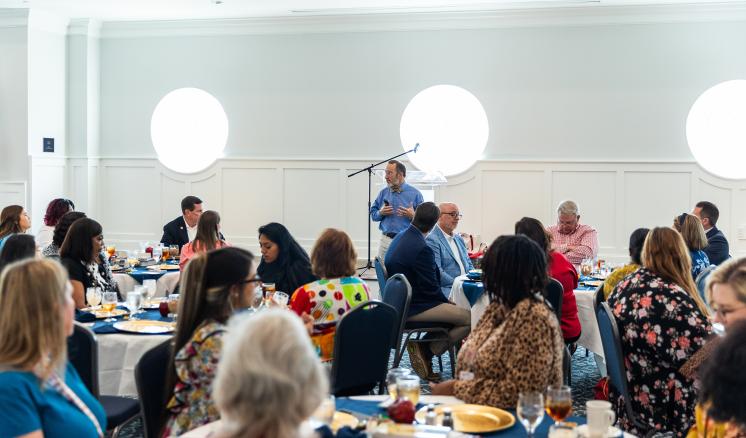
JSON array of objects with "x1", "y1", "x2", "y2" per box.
[{"x1": 453, "y1": 298, "x2": 564, "y2": 409}]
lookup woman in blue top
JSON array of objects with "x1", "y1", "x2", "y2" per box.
[
  {"x1": 674, "y1": 213, "x2": 711, "y2": 280},
  {"x1": 0, "y1": 258, "x2": 106, "y2": 438}
]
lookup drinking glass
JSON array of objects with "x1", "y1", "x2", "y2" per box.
[
  {"x1": 396, "y1": 374, "x2": 421, "y2": 405},
  {"x1": 169, "y1": 245, "x2": 179, "y2": 259},
  {"x1": 517, "y1": 392, "x2": 545, "y2": 438},
  {"x1": 106, "y1": 244, "x2": 116, "y2": 259},
  {"x1": 162, "y1": 246, "x2": 171, "y2": 261},
  {"x1": 102, "y1": 291, "x2": 118, "y2": 323},
  {"x1": 580, "y1": 258, "x2": 594, "y2": 277},
  {"x1": 273, "y1": 291, "x2": 289, "y2": 307},
  {"x1": 143, "y1": 279, "x2": 157, "y2": 303},
  {"x1": 167, "y1": 294, "x2": 180, "y2": 318},
  {"x1": 152, "y1": 245, "x2": 163, "y2": 263},
  {"x1": 261, "y1": 283, "x2": 276, "y2": 308},
  {"x1": 250, "y1": 288, "x2": 263, "y2": 310},
  {"x1": 386, "y1": 368, "x2": 411, "y2": 402},
  {"x1": 125, "y1": 292, "x2": 142, "y2": 320},
  {"x1": 546, "y1": 385, "x2": 572, "y2": 425},
  {"x1": 86, "y1": 287, "x2": 102, "y2": 308}
]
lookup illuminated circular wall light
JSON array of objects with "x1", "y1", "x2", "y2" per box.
[
  {"x1": 400, "y1": 85, "x2": 489, "y2": 176},
  {"x1": 686, "y1": 80, "x2": 746, "y2": 180},
  {"x1": 151, "y1": 88, "x2": 229, "y2": 174}
]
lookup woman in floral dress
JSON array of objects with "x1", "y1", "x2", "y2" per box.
[{"x1": 608, "y1": 227, "x2": 712, "y2": 436}]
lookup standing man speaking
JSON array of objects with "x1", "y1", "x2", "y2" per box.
[{"x1": 370, "y1": 160, "x2": 424, "y2": 261}]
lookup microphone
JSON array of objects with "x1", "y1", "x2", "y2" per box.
[{"x1": 414, "y1": 143, "x2": 420, "y2": 153}]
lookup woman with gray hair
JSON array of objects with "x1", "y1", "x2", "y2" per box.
[{"x1": 214, "y1": 309, "x2": 329, "y2": 438}]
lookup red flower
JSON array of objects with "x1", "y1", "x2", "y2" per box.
[
  {"x1": 678, "y1": 336, "x2": 691, "y2": 349},
  {"x1": 640, "y1": 296, "x2": 653, "y2": 308},
  {"x1": 646, "y1": 331, "x2": 657, "y2": 345}
]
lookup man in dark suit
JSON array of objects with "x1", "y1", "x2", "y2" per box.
[
  {"x1": 694, "y1": 201, "x2": 730, "y2": 265},
  {"x1": 161, "y1": 195, "x2": 203, "y2": 249},
  {"x1": 385, "y1": 202, "x2": 470, "y2": 379}
]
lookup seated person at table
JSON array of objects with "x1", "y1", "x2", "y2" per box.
[
  {"x1": 36, "y1": 198, "x2": 75, "y2": 248},
  {"x1": 426, "y1": 202, "x2": 474, "y2": 297},
  {"x1": 179, "y1": 210, "x2": 230, "y2": 270},
  {"x1": 515, "y1": 217, "x2": 581, "y2": 343},
  {"x1": 385, "y1": 202, "x2": 470, "y2": 380},
  {"x1": 688, "y1": 321, "x2": 746, "y2": 438},
  {"x1": 161, "y1": 195, "x2": 204, "y2": 250},
  {"x1": 257, "y1": 222, "x2": 316, "y2": 295},
  {"x1": 162, "y1": 247, "x2": 259, "y2": 436},
  {"x1": 693, "y1": 201, "x2": 730, "y2": 266},
  {"x1": 0, "y1": 234, "x2": 37, "y2": 272},
  {"x1": 674, "y1": 213, "x2": 711, "y2": 279},
  {"x1": 290, "y1": 228, "x2": 370, "y2": 360},
  {"x1": 430, "y1": 235, "x2": 564, "y2": 408},
  {"x1": 0, "y1": 259, "x2": 106, "y2": 437},
  {"x1": 214, "y1": 309, "x2": 328, "y2": 438},
  {"x1": 707, "y1": 257, "x2": 746, "y2": 330},
  {"x1": 42, "y1": 211, "x2": 87, "y2": 259},
  {"x1": 547, "y1": 200, "x2": 598, "y2": 266},
  {"x1": 602, "y1": 228, "x2": 649, "y2": 299},
  {"x1": 60, "y1": 218, "x2": 120, "y2": 308},
  {"x1": 0, "y1": 205, "x2": 31, "y2": 250},
  {"x1": 608, "y1": 227, "x2": 712, "y2": 435}
]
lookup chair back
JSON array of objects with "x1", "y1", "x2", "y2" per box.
[
  {"x1": 135, "y1": 340, "x2": 173, "y2": 438},
  {"x1": 593, "y1": 284, "x2": 605, "y2": 311},
  {"x1": 67, "y1": 322, "x2": 100, "y2": 397},
  {"x1": 695, "y1": 264, "x2": 717, "y2": 307},
  {"x1": 381, "y1": 273, "x2": 412, "y2": 348},
  {"x1": 545, "y1": 278, "x2": 564, "y2": 321},
  {"x1": 374, "y1": 257, "x2": 388, "y2": 297},
  {"x1": 595, "y1": 302, "x2": 649, "y2": 432},
  {"x1": 331, "y1": 300, "x2": 398, "y2": 396}
]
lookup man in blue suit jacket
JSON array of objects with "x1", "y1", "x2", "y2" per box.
[
  {"x1": 385, "y1": 202, "x2": 471, "y2": 380},
  {"x1": 694, "y1": 201, "x2": 731, "y2": 265},
  {"x1": 426, "y1": 202, "x2": 474, "y2": 297}
]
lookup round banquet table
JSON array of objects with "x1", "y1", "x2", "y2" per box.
[{"x1": 113, "y1": 270, "x2": 180, "y2": 298}]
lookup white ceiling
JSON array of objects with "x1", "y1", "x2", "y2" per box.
[{"x1": 1, "y1": 0, "x2": 745, "y2": 21}]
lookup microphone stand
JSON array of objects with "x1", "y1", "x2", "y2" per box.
[{"x1": 348, "y1": 144, "x2": 419, "y2": 277}]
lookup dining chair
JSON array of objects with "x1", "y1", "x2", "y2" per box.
[
  {"x1": 695, "y1": 264, "x2": 717, "y2": 308},
  {"x1": 382, "y1": 273, "x2": 456, "y2": 377},
  {"x1": 330, "y1": 300, "x2": 398, "y2": 396},
  {"x1": 595, "y1": 302, "x2": 652, "y2": 436},
  {"x1": 68, "y1": 323, "x2": 141, "y2": 438},
  {"x1": 544, "y1": 278, "x2": 564, "y2": 321},
  {"x1": 374, "y1": 257, "x2": 388, "y2": 298},
  {"x1": 135, "y1": 339, "x2": 173, "y2": 438}
]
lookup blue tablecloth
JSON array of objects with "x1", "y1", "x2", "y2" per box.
[
  {"x1": 336, "y1": 398, "x2": 585, "y2": 437},
  {"x1": 89, "y1": 309, "x2": 173, "y2": 334},
  {"x1": 116, "y1": 260, "x2": 180, "y2": 283},
  {"x1": 462, "y1": 281, "x2": 484, "y2": 306}
]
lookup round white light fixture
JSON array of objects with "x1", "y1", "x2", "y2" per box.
[
  {"x1": 400, "y1": 85, "x2": 489, "y2": 176},
  {"x1": 151, "y1": 88, "x2": 229, "y2": 174},
  {"x1": 686, "y1": 80, "x2": 746, "y2": 180}
]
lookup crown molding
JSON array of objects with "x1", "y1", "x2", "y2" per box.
[
  {"x1": 68, "y1": 18, "x2": 101, "y2": 38},
  {"x1": 100, "y1": 2, "x2": 746, "y2": 38},
  {"x1": 28, "y1": 9, "x2": 69, "y2": 34},
  {"x1": 0, "y1": 8, "x2": 27, "y2": 28}
]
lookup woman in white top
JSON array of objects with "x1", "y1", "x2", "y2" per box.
[{"x1": 36, "y1": 198, "x2": 74, "y2": 248}]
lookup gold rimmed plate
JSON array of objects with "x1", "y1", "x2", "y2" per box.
[
  {"x1": 81, "y1": 307, "x2": 129, "y2": 319},
  {"x1": 142, "y1": 298, "x2": 167, "y2": 310},
  {"x1": 158, "y1": 264, "x2": 180, "y2": 271},
  {"x1": 415, "y1": 404, "x2": 515, "y2": 434},
  {"x1": 331, "y1": 412, "x2": 359, "y2": 432},
  {"x1": 113, "y1": 320, "x2": 175, "y2": 334}
]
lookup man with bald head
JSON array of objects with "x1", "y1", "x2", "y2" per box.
[{"x1": 426, "y1": 202, "x2": 474, "y2": 297}]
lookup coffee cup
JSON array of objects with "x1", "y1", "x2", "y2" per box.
[{"x1": 586, "y1": 400, "x2": 616, "y2": 438}]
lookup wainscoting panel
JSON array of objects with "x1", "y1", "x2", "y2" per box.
[
  {"x1": 100, "y1": 163, "x2": 159, "y2": 235},
  {"x1": 0, "y1": 181, "x2": 26, "y2": 210},
  {"x1": 481, "y1": 170, "x2": 547, "y2": 242},
  {"x1": 220, "y1": 167, "x2": 282, "y2": 245},
  {"x1": 284, "y1": 168, "x2": 342, "y2": 244},
  {"x1": 623, "y1": 171, "x2": 691, "y2": 238}
]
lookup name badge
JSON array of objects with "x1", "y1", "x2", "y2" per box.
[{"x1": 458, "y1": 371, "x2": 475, "y2": 381}]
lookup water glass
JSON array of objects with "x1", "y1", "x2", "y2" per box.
[
  {"x1": 143, "y1": 279, "x2": 157, "y2": 301},
  {"x1": 86, "y1": 287, "x2": 102, "y2": 308},
  {"x1": 126, "y1": 292, "x2": 142, "y2": 320},
  {"x1": 152, "y1": 245, "x2": 163, "y2": 263},
  {"x1": 102, "y1": 291, "x2": 118, "y2": 323},
  {"x1": 386, "y1": 368, "x2": 411, "y2": 401},
  {"x1": 396, "y1": 374, "x2": 421, "y2": 405},
  {"x1": 273, "y1": 291, "x2": 289, "y2": 307},
  {"x1": 517, "y1": 392, "x2": 545, "y2": 438}
]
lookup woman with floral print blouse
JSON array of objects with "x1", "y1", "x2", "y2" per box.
[
  {"x1": 162, "y1": 247, "x2": 259, "y2": 437},
  {"x1": 608, "y1": 227, "x2": 712, "y2": 436}
]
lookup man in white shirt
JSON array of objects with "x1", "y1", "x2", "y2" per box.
[
  {"x1": 426, "y1": 202, "x2": 474, "y2": 297},
  {"x1": 160, "y1": 195, "x2": 203, "y2": 249}
]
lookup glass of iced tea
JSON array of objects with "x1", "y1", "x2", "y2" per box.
[
  {"x1": 546, "y1": 385, "x2": 572, "y2": 426},
  {"x1": 106, "y1": 245, "x2": 116, "y2": 259},
  {"x1": 396, "y1": 374, "x2": 420, "y2": 405},
  {"x1": 386, "y1": 368, "x2": 410, "y2": 402},
  {"x1": 169, "y1": 245, "x2": 179, "y2": 259},
  {"x1": 262, "y1": 283, "x2": 276, "y2": 307},
  {"x1": 102, "y1": 291, "x2": 118, "y2": 322},
  {"x1": 162, "y1": 246, "x2": 171, "y2": 261}
]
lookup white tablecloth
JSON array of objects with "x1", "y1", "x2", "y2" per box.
[
  {"x1": 449, "y1": 275, "x2": 488, "y2": 331},
  {"x1": 113, "y1": 271, "x2": 180, "y2": 298},
  {"x1": 96, "y1": 330, "x2": 171, "y2": 396}
]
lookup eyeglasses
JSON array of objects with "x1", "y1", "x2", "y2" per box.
[{"x1": 441, "y1": 212, "x2": 463, "y2": 219}]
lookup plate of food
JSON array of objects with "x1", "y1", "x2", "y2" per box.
[
  {"x1": 81, "y1": 307, "x2": 129, "y2": 319},
  {"x1": 415, "y1": 404, "x2": 515, "y2": 434},
  {"x1": 113, "y1": 320, "x2": 175, "y2": 334}
]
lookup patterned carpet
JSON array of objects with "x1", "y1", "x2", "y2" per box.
[{"x1": 115, "y1": 345, "x2": 601, "y2": 437}]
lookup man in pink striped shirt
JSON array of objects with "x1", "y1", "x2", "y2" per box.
[{"x1": 547, "y1": 200, "x2": 599, "y2": 266}]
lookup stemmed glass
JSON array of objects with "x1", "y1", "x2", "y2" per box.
[
  {"x1": 142, "y1": 279, "x2": 157, "y2": 306},
  {"x1": 169, "y1": 245, "x2": 179, "y2": 260},
  {"x1": 545, "y1": 385, "x2": 573, "y2": 426},
  {"x1": 86, "y1": 287, "x2": 102, "y2": 309},
  {"x1": 152, "y1": 245, "x2": 163, "y2": 264},
  {"x1": 102, "y1": 291, "x2": 118, "y2": 323},
  {"x1": 125, "y1": 292, "x2": 142, "y2": 320},
  {"x1": 517, "y1": 392, "x2": 545, "y2": 438}
]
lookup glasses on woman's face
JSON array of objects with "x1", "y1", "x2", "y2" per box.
[{"x1": 442, "y1": 212, "x2": 463, "y2": 219}]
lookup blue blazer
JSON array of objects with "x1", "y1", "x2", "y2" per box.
[
  {"x1": 705, "y1": 227, "x2": 730, "y2": 266},
  {"x1": 385, "y1": 225, "x2": 448, "y2": 316},
  {"x1": 426, "y1": 226, "x2": 474, "y2": 297}
]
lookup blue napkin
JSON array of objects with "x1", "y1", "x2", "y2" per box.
[
  {"x1": 462, "y1": 281, "x2": 485, "y2": 307},
  {"x1": 74, "y1": 309, "x2": 96, "y2": 323}
]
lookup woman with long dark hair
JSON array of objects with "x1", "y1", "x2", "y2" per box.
[
  {"x1": 59, "y1": 218, "x2": 119, "y2": 308},
  {"x1": 42, "y1": 211, "x2": 87, "y2": 259},
  {"x1": 36, "y1": 198, "x2": 75, "y2": 248},
  {"x1": 179, "y1": 210, "x2": 229, "y2": 270},
  {"x1": 0, "y1": 234, "x2": 37, "y2": 272},
  {"x1": 0, "y1": 205, "x2": 31, "y2": 251},
  {"x1": 257, "y1": 223, "x2": 316, "y2": 294},
  {"x1": 162, "y1": 247, "x2": 259, "y2": 436}
]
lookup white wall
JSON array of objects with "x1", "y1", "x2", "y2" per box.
[
  {"x1": 98, "y1": 19, "x2": 746, "y2": 162},
  {"x1": 0, "y1": 14, "x2": 28, "y2": 187}
]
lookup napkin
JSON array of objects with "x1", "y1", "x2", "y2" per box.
[
  {"x1": 75, "y1": 309, "x2": 96, "y2": 323},
  {"x1": 462, "y1": 282, "x2": 485, "y2": 307}
]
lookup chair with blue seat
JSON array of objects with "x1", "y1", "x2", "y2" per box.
[
  {"x1": 67, "y1": 323, "x2": 141, "y2": 438},
  {"x1": 695, "y1": 264, "x2": 717, "y2": 309},
  {"x1": 382, "y1": 273, "x2": 456, "y2": 377},
  {"x1": 544, "y1": 278, "x2": 573, "y2": 384},
  {"x1": 374, "y1": 256, "x2": 388, "y2": 298},
  {"x1": 331, "y1": 300, "x2": 398, "y2": 396},
  {"x1": 595, "y1": 301, "x2": 652, "y2": 435},
  {"x1": 135, "y1": 339, "x2": 173, "y2": 438}
]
